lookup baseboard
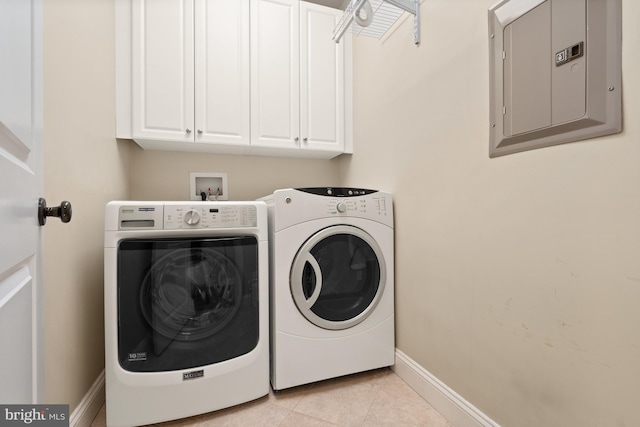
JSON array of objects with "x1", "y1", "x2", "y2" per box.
[
  {"x1": 67, "y1": 354, "x2": 497, "y2": 427},
  {"x1": 392, "y1": 350, "x2": 500, "y2": 427},
  {"x1": 69, "y1": 370, "x2": 105, "y2": 427}
]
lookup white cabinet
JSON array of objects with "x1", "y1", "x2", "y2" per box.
[
  {"x1": 251, "y1": 0, "x2": 347, "y2": 156},
  {"x1": 130, "y1": 0, "x2": 195, "y2": 143},
  {"x1": 116, "y1": 0, "x2": 350, "y2": 158},
  {"x1": 300, "y1": 2, "x2": 347, "y2": 153},
  {"x1": 119, "y1": 0, "x2": 250, "y2": 151},
  {"x1": 195, "y1": 0, "x2": 250, "y2": 147}
]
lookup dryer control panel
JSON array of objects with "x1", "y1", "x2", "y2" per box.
[
  {"x1": 296, "y1": 187, "x2": 376, "y2": 197},
  {"x1": 325, "y1": 195, "x2": 390, "y2": 217},
  {"x1": 266, "y1": 188, "x2": 393, "y2": 231},
  {"x1": 294, "y1": 187, "x2": 389, "y2": 216}
]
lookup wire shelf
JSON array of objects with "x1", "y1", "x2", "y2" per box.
[
  {"x1": 350, "y1": 0, "x2": 405, "y2": 40},
  {"x1": 333, "y1": 0, "x2": 420, "y2": 45}
]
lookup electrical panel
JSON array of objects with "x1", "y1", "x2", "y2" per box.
[{"x1": 488, "y1": 0, "x2": 621, "y2": 157}]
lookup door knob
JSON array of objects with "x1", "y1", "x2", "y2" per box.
[{"x1": 38, "y1": 198, "x2": 72, "y2": 226}]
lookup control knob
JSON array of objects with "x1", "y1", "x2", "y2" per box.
[
  {"x1": 336, "y1": 202, "x2": 347, "y2": 213},
  {"x1": 184, "y1": 209, "x2": 200, "y2": 225}
]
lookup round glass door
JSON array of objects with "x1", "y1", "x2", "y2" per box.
[
  {"x1": 290, "y1": 225, "x2": 386, "y2": 330},
  {"x1": 118, "y1": 236, "x2": 259, "y2": 372},
  {"x1": 140, "y1": 247, "x2": 243, "y2": 341}
]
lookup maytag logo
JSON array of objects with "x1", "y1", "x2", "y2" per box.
[{"x1": 183, "y1": 370, "x2": 204, "y2": 381}]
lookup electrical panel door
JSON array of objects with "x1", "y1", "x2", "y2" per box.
[{"x1": 488, "y1": 0, "x2": 621, "y2": 157}]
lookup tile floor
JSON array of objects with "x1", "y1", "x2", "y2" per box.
[{"x1": 91, "y1": 368, "x2": 453, "y2": 426}]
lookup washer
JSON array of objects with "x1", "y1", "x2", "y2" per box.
[
  {"x1": 260, "y1": 188, "x2": 394, "y2": 391},
  {"x1": 104, "y1": 201, "x2": 268, "y2": 427}
]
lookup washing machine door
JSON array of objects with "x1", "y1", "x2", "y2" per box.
[
  {"x1": 117, "y1": 236, "x2": 259, "y2": 372},
  {"x1": 290, "y1": 225, "x2": 386, "y2": 330}
]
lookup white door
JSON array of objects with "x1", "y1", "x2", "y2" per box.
[{"x1": 0, "y1": 0, "x2": 44, "y2": 403}]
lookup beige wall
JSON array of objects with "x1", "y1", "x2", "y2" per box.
[
  {"x1": 340, "y1": 1, "x2": 640, "y2": 426},
  {"x1": 43, "y1": 0, "x2": 130, "y2": 411},
  {"x1": 129, "y1": 146, "x2": 341, "y2": 201}
]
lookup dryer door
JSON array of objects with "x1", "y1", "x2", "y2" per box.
[{"x1": 290, "y1": 225, "x2": 386, "y2": 330}]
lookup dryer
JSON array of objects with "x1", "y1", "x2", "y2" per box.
[
  {"x1": 104, "y1": 201, "x2": 268, "y2": 427},
  {"x1": 261, "y1": 188, "x2": 394, "y2": 391}
]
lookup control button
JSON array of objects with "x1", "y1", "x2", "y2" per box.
[
  {"x1": 327, "y1": 189, "x2": 333, "y2": 195},
  {"x1": 337, "y1": 202, "x2": 347, "y2": 213},
  {"x1": 184, "y1": 209, "x2": 200, "y2": 225}
]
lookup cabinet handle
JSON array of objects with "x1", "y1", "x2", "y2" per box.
[
  {"x1": 197, "y1": 129, "x2": 203, "y2": 135},
  {"x1": 186, "y1": 128, "x2": 192, "y2": 134},
  {"x1": 303, "y1": 137, "x2": 308, "y2": 143},
  {"x1": 295, "y1": 137, "x2": 299, "y2": 142}
]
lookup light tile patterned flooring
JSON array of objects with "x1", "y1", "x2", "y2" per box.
[{"x1": 91, "y1": 368, "x2": 453, "y2": 426}]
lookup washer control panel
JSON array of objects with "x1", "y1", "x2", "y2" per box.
[
  {"x1": 117, "y1": 203, "x2": 258, "y2": 230},
  {"x1": 164, "y1": 204, "x2": 257, "y2": 229}
]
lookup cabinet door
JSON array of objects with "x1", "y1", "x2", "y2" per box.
[
  {"x1": 132, "y1": 0, "x2": 194, "y2": 142},
  {"x1": 195, "y1": 0, "x2": 250, "y2": 146},
  {"x1": 250, "y1": 0, "x2": 300, "y2": 149},
  {"x1": 300, "y1": 2, "x2": 344, "y2": 152}
]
